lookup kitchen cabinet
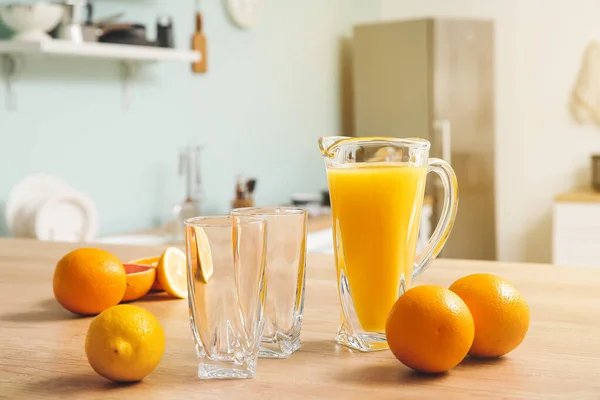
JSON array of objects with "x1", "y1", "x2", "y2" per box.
[{"x1": 553, "y1": 189, "x2": 600, "y2": 267}]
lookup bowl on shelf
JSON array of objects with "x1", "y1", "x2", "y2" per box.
[{"x1": 0, "y1": 2, "x2": 64, "y2": 41}]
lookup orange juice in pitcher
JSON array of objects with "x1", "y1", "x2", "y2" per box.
[{"x1": 319, "y1": 137, "x2": 458, "y2": 351}]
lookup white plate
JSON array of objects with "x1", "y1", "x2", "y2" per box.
[
  {"x1": 34, "y1": 191, "x2": 99, "y2": 242},
  {"x1": 5, "y1": 174, "x2": 72, "y2": 237}
]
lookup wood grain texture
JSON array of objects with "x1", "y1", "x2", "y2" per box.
[{"x1": 1, "y1": 238, "x2": 600, "y2": 399}]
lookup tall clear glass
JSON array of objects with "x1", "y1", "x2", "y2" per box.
[
  {"x1": 185, "y1": 215, "x2": 267, "y2": 379},
  {"x1": 319, "y1": 136, "x2": 458, "y2": 352},
  {"x1": 231, "y1": 207, "x2": 307, "y2": 358}
]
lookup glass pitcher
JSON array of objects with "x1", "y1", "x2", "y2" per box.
[{"x1": 319, "y1": 136, "x2": 458, "y2": 352}]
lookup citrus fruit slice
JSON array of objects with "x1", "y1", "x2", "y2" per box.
[
  {"x1": 188, "y1": 225, "x2": 213, "y2": 284},
  {"x1": 121, "y1": 264, "x2": 156, "y2": 302},
  {"x1": 127, "y1": 256, "x2": 160, "y2": 266},
  {"x1": 85, "y1": 304, "x2": 165, "y2": 382},
  {"x1": 156, "y1": 247, "x2": 188, "y2": 299},
  {"x1": 126, "y1": 256, "x2": 162, "y2": 292}
]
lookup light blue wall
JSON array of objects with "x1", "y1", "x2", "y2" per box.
[{"x1": 0, "y1": 0, "x2": 379, "y2": 236}]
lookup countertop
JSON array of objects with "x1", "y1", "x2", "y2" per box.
[
  {"x1": 555, "y1": 188, "x2": 600, "y2": 203},
  {"x1": 122, "y1": 214, "x2": 334, "y2": 245},
  {"x1": 1, "y1": 238, "x2": 600, "y2": 399}
]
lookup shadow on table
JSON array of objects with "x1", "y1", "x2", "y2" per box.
[
  {"x1": 335, "y1": 363, "x2": 448, "y2": 386},
  {"x1": 136, "y1": 292, "x2": 183, "y2": 303},
  {"x1": 335, "y1": 355, "x2": 509, "y2": 385},
  {"x1": 0, "y1": 298, "x2": 81, "y2": 323},
  {"x1": 2, "y1": 293, "x2": 184, "y2": 323},
  {"x1": 20, "y1": 374, "x2": 139, "y2": 396},
  {"x1": 300, "y1": 339, "x2": 345, "y2": 354},
  {"x1": 458, "y1": 355, "x2": 508, "y2": 367}
]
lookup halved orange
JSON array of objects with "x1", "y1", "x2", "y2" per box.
[
  {"x1": 122, "y1": 264, "x2": 157, "y2": 302},
  {"x1": 127, "y1": 256, "x2": 160, "y2": 267},
  {"x1": 126, "y1": 256, "x2": 163, "y2": 292}
]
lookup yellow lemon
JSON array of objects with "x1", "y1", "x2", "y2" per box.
[
  {"x1": 156, "y1": 247, "x2": 188, "y2": 299},
  {"x1": 85, "y1": 304, "x2": 165, "y2": 382}
]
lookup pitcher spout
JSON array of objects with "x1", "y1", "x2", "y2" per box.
[
  {"x1": 318, "y1": 136, "x2": 349, "y2": 158},
  {"x1": 318, "y1": 136, "x2": 432, "y2": 166}
]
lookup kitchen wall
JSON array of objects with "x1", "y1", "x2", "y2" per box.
[
  {"x1": 380, "y1": 0, "x2": 600, "y2": 263},
  {"x1": 5, "y1": 0, "x2": 591, "y2": 264},
  {"x1": 0, "y1": 0, "x2": 379, "y2": 237}
]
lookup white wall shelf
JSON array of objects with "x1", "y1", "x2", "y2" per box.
[
  {"x1": 0, "y1": 39, "x2": 201, "y2": 63},
  {"x1": 0, "y1": 39, "x2": 202, "y2": 111}
]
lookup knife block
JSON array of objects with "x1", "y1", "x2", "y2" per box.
[{"x1": 232, "y1": 198, "x2": 254, "y2": 209}]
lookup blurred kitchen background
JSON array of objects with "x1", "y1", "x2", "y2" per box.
[{"x1": 4, "y1": 0, "x2": 600, "y2": 267}]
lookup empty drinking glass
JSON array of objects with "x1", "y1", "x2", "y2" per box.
[
  {"x1": 232, "y1": 207, "x2": 308, "y2": 358},
  {"x1": 185, "y1": 215, "x2": 267, "y2": 379}
]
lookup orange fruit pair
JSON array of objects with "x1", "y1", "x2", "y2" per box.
[
  {"x1": 386, "y1": 274, "x2": 529, "y2": 374},
  {"x1": 53, "y1": 249, "x2": 164, "y2": 315}
]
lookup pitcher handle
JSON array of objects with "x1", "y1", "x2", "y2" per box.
[{"x1": 412, "y1": 158, "x2": 459, "y2": 278}]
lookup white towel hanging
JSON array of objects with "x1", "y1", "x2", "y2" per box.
[{"x1": 570, "y1": 41, "x2": 600, "y2": 126}]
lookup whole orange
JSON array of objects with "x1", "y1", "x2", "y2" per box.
[
  {"x1": 449, "y1": 273, "x2": 530, "y2": 358},
  {"x1": 53, "y1": 248, "x2": 127, "y2": 315},
  {"x1": 385, "y1": 285, "x2": 474, "y2": 373}
]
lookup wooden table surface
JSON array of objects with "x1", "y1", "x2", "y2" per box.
[{"x1": 1, "y1": 238, "x2": 600, "y2": 399}]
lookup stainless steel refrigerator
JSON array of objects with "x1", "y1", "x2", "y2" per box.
[{"x1": 352, "y1": 18, "x2": 496, "y2": 260}]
